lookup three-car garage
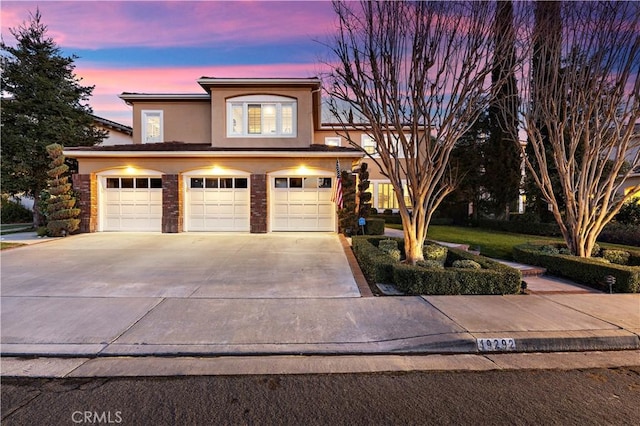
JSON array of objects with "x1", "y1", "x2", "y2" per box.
[{"x1": 97, "y1": 168, "x2": 336, "y2": 233}]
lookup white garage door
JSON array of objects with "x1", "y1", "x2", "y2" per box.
[
  {"x1": 185, "y1": 177, "x2": 250, "y2": 231},
  {"x1": 103, "y1": 177, "x2": 162, "y2": 231},
  {"x1": 271, "y1": 176, "x2": 335, "y2": 231}
]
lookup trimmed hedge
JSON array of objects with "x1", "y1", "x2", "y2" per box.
[
  {"x1": 513, "y1": 243, "x2": 640, "y2": 293},
  {"x1": 366, "y1": 217, "x2": 385, "y2": 235},
  {"x1": 598, "y1": 223, "x2": 640, "y2": 247},
  {"x1": 352, "y1": 236, "x2": 400, "y2": 284},
  {"x1": 352, "y1": 236, "x2": 521, "y2": 295},
  {"x1": 376, "y1": 214, "x2": 454, "y2": 226},
  {"x1": 477, "y1": 218, "x2": 640, "y2": 247},
  {"x1": 476, "y1": 219, "x2": 562, "y2": 237}
]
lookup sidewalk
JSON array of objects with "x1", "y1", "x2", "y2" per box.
[
  {"x1": 1, "y1": 231, "x2": 639, "y2": 378},
  {"x1": 0, "y1": 231, "x2": 61, "y2": 245}
]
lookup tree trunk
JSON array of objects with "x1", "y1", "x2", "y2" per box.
[
  {"x1": 31, "y1": 186, "x2": 43, "y2": 228},
  {"x1": 400, "y1": 206, "x2": 427, "y2": 264}
]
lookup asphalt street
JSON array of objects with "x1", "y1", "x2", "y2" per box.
[{"x1": 3, "y1": 367, "x2": 640, "y2": 425}]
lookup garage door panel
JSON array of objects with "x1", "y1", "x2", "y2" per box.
[
  {"x1": 106, "y1": 192, "x2": 121, "y2": 202},
  {"x1": 271, "y1": 176, "x2": 335, "y2": 232},
  {"x1": 102, "y1": 177, "x2": 162, "y2": 232},
  {"x1": 318, "y1": 192, "x2": 332, "y2": 202},
  {"x1": 234, "y1": 205, "x2": 249, "y2": 215},
  {"x1": 273, "y1": 192, "x2": 289, "y2": 202},
  {"x1": 186, "y1": 177, "x2": 250, "y2": 232},
  {"x1": 318, "y1": 203, "x2": 333, "y2": 214},
  {"x1": 190, "y1": 191, "x2": 204, "y2": 202}
]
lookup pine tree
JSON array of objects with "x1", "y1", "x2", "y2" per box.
[
  {"x1": 525, "y1": 0, "x2": 563, "y2": 222},
  {"x1": 338, "y1": 170, "x2": 357, "y2": 235},
  {"x1": 484, "y1": 0, "x2": 521, "y2": 219},
  {"x1": 1, "y1": 10, "x2": 105, "y2": 226},
  {"x1": 357, "y1": 162, "x2": 371, "y2": 219},
  {"x1": 45, "y1": 144, "x2": 80, "y2": 236}
]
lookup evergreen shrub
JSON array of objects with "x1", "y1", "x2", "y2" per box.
[
  {"x1": 452, "y1": 259, "x2": 482, "y2": 269},
  {"x1": 513, "y1": 243, "x2": 640, "y2": 293},
  {"x1": 352, "y1": 236, "x2": 520, "y2": 294},
  {"x1": 1, "y1": 196, "x2": 32, "y2": 224},
  {"x1": 366, "y1": 218, "x2": 385, "y2": 235},
  {"x1": 602, "y1": 249, "x2": 631, "y2": 266}
]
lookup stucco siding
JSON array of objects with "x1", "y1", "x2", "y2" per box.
[{"x1": 132, "y1": 100, "x2": 211, "y2": 144}]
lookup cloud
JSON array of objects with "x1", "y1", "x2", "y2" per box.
[
  {"x1": 1, "y1": 1, "x2": 337, "y2": 50},
  {"x1": 78, "y1": 61, "x2": 333, "y2": 125}
]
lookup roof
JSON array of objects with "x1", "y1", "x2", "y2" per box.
[
  {"x1": 197, "y1": 77, "x2": 322, "y2": 90},
  {"x1": 91, "y1": 115, "x2": 133, "y2": 135},
  {"x1": 119, "y1": 93, "x2": 210, "y2": 102},
  {"x1": 64, "y1": 142, "x2": 364, "y2": 159}
]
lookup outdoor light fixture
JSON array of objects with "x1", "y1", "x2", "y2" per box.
[{"x1": 125, "y1": 166, "x2": 136, "y2": 174}]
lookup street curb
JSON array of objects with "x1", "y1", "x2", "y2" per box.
[
  {"x1": 2, "y1": 331, "x2": 638, "y2": 358},
  {"x1": 2, "y1": 351, "x2": 640, "y2": 378}
]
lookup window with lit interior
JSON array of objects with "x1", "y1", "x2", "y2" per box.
[
  {"x1": 227, "y1": 95, "x2": 296, "y2": 137},
  {"x1": 142, "y1": 110, "x2": 163, "y2": 143}
]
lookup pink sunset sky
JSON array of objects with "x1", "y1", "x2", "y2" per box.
[{"x1": 1, "y1": 1, "x2": 338, "y2": 126}]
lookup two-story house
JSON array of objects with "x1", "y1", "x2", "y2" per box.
[{"x1": 65, "y1": 77, "x2": 375, "y2": 234}]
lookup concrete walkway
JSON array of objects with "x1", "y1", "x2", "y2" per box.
[{"x1": 1, "y1": 232, "x2": 639, "y2": 378}]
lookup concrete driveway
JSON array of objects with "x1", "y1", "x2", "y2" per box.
[{"x1": 0, "y1": 233, "x2": 360, "y2": 299}]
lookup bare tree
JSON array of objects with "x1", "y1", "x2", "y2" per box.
[
  {"x1": 515, "y1": 1, "x2": 640, "y2": 257},
  {"x1": 324, "y1": 1, "x2": 503, "y2": 264}
]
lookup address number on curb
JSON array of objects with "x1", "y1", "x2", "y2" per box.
[{"x1": 477, "y1": 338, "x2": 516, "y2": 352}]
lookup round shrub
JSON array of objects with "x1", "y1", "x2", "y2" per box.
[
  {"x1": 424, "y1": 244, "x2": 448, "y2": 264},
  {"x1": 387, "y1": 249, "x2": 401, "y2": 262},
  {"x1": 452, "y1": 259, "x2": 482, "y2": 269},
  {"x1": 559, "y1": 248, "x2": 572, "y2": 255},
  {"x1": 378, "y1": 239, "x2": 399, "y2": 253},
  {"x1": 540, "y1": 245, "x2": 560, "y2": 255},
  {"x1": 416, "y1": 259, "x2": 445, "y2": 269},
  {"x1": 602, "y1": 249, "x2": 630, "y2": 265},
  {"x1": 590, "y1": 243, "x2": 601, "y2": 257}
]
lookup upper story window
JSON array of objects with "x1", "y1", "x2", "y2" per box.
[
  {"x1": 361, "y1": 134, "x2": 377, "y2": 155},
  {"x1": 142, "y1": 110, "x2": 163, "y2": 143},
  {"x1": 361, "y1": 133, "x2": 411, "y2": 158},
  {"x1": 227, "y1": 95, "x2": 296, "y2": 137},
  {"x1": 325, "y1": 136, "x2": 341, "y2": 147}
]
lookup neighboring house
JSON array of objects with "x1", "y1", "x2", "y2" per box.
[
  {"x1": 92, "y1": 115, "x2": 133, "y2": 146},
  {"x1": 64, "y1": 78, "x2": 367, "y2": 233},
  {"x1": 620, "y1": 124, "x2": 640, "y2": 200}
]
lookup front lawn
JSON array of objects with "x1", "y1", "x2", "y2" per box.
[
  {"x1": 1, "y1": 242, "x2": 24, "y2": 250},
  {"x1": 0, "y1": 223, "x2": 33, "y2": 235},
  {"x1": 386, "y1": 224, "x2": 637, "y2": 260}
]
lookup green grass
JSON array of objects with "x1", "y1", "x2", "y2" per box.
[
  {"x1": 386, "y1": 223, "x2": 638, "y2": 260},
  {"x1": 1, "y1": 242, "x2": 24, "y2": 250},
  {"x1": 0, "y1": 223, "x2": 33, "y2": 235}
]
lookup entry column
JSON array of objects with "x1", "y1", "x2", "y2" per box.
[
  {"x1": 250, "y1": 174, "x2": 267, "y2": 233},
  {"x1": 162, "y1": 174, "x2": 183, "y2": 233},
  {"x1": 71, "y1": 173, "x2": 97, "y2": 233}
]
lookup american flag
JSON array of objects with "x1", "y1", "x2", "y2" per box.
[{"x1": 332, "y1": 159, "x2": 343, "y2": 210}]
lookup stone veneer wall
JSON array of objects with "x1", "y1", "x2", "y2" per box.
[
  {"x1": 71, "y1": 173, "x2": 97, "y2": 233},
  {"x1": 250, "y1": 174, "x2": 268, "y2": 233},
  {"x1": 162, "y1": 174, "x2": 183, "y2": 233}
]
